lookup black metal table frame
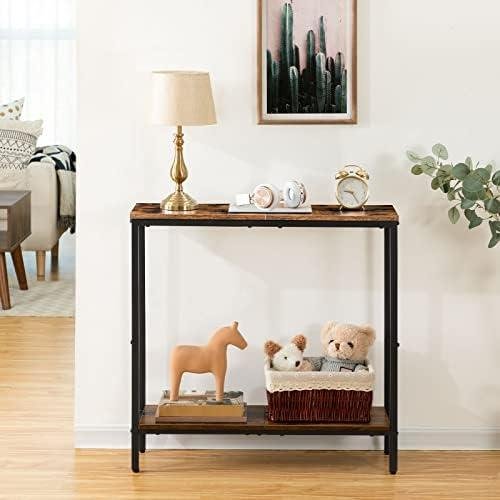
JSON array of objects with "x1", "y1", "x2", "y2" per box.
[{"x1": 131, "y1": 217, "x2": 398, "y2": 474}]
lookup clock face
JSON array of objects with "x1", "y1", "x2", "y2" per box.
[{"x1": 337, "y1": 176, "x2": 369, "y2": 209}]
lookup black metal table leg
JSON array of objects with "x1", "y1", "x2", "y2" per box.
[
  {"x1": 138, "y1": 224, "x2": 146, "y2": 454},
  {"x1": 131, "y1": 223, "x2": 146, "y2": 472},
  {"x1": 387, "y1": 225, "x2": 398, "y2": 474},
  {"x1": 131, "y1": 221, "x2": 140, "y2": 472},
  {"x1": 383, "y1": 228, "x2": 390, "y2": 456}
]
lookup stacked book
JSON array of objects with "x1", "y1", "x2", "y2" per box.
[{"x1": 155, "y1": 390, "x2": 247, "y2": 423}]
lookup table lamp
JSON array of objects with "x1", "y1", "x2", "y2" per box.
[{"x1": 151, "y1": 71, "x2": 217, "y2": 212}]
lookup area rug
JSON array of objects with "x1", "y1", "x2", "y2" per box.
[{"x1": 0, "y1": 273, "x2": 74, "y2": 317}]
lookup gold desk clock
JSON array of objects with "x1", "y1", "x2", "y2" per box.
[{"x1": 335, "y1": 165, "x2": 370, "y2": 210}]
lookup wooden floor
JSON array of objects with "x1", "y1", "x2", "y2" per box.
[{"x1": 1, "y1": 317, "x2": 500, "y2": 499}]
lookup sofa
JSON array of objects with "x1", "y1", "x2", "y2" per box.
[
  {"x1": 0, "y1": 158, "x2": 71, "y2": 280},
  {"x1": 0, "y1": 103, "x2": 75, "y2": 280}
]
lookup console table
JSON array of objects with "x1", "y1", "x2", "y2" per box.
[{"x1": 130, "y1": 203, "x2": 399, "y2": 474}]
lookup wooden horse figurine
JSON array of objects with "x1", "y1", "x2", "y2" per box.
[{"x1": 169, "y1": 321, "x2": 248, "y2": 402}]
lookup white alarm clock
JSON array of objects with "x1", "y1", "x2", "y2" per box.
[{"x1": 335, "y1": 165, "x2": 370, "y2": 210}]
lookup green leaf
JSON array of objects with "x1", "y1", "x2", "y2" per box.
[
  {"x1": 469, "y1": 217, "x2": 482, "y2": 229},
  {"x1": 451, "y1": 163, "x2": 470, "y2": 180},
  {"x1": 411, "y1": 165, "x2": 423, "y2": 175},
  {"x1": 422, "y1": 156, "x2": 437, "y2": 169},
  {"x1": 432, "y1": 143, "x2": 449, "y2": 160},
  {"x1": 463, "y1": 189, "x2": 479, "y2": 201},
  {"x1": 489, "y1": 221, "x2": 500, "y2": 238},
  {"x1": 422, "y1": 164, "x2": 437, "y2": 175},
  {"x1": 460, "y1": 199, "x2": 475, "y2": 209},
  {"x1": 465, "y1": 157, "x2": 473, "y2": 169},
  {"x1": 464, "y1": 209, "x2": 482, "y2": 229},
  {"x1": 493, "y1": 171, "x2": 500, "y2": 186},
  {"x1": 448, "y1": 206, "x2": 460, "y2": 224},
  {"x1": 463, "y1": 172, "x2": 485, "y2": 192},
  {"x1": 476, "y1": 189, "x2": 488, "y2": 201},
  {"x1": 475, "y1": 167, "x2": 491, "y2": 183},
  {"x1": 485, "y1": 198, "x2": 500, "y2": 214},
  {"x1": 485, "y1": 165, "x2": 493, "y2": 176},
  {"x1": 406, "y1": 151, "x2": 422, "y2": 163},
  {"x1": 447, "y1": 190, "x2": 456, "y2": 201},
  {"x1": 440, "y1": 164, "x2": 453, "y2": 175},
  {"x1": 488, "y1": 235, "x2": 499, "y2": 248},
  {"x1": 464, "y1": 209, "x2": 475, "y2": 221},
  {"x1": 436, "y1": 170, "x2": 452, "y2": 189},
  {"x1": 431, "y1": 177, "x2": 440, "y2": 190}
]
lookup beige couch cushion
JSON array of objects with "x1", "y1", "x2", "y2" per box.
[{"x1": 0, "y1": 169, "x2": 28, "y2": 190}]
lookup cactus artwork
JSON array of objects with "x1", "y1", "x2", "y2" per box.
[
  {"x1": 319, "y1": 16, "x2": 327, "y2": 56},
  {"x1": 270, "y1": 60, "x2": 280, "y2": 113},
  {"x1": 289, "y1": 66, "x2": 299, "y2": 113},
  {"x1": 315, "y1": 52, "x2": 326, "y2": 112},
  {"x1": 334, "y1": 84, "x2": 342, "y2": 112},
  {"x1": 279, "y1": 2, "x2": 294, "y2": 101},
  {"x1": 341, "y1": 69, "x2": 348, "y2": 113},
  {"x1": 325, "y1": 70, "x2": 332, "y2": 109},
  {"x1": 264, "y1": 1, "x2": 353, "y2": 119},
  {"x1": 306, "y1": 30, "x2": 316, "y2": 75},
  {"x1": 334, "y1": 51, "x2": 345, "y2": 87},
  {"x1": 294, "y1": 44, "x2": 301, "y2": 75}
]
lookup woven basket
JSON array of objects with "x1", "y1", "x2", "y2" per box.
[{"x1": 265, "y1": 362, "x2": 374, "y2": 423}]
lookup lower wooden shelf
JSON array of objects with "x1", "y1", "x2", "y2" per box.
[{"x1": 139, "y1": 405, "x2": 389, "y2": 435}]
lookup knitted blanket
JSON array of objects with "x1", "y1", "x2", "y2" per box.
[{"x1": 29, "y1": 145, "x2": 76, "y2": 233}]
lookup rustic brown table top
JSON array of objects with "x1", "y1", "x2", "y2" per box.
[{"x1": 130, "y1": 204, "x2": 399, "y2": 227}]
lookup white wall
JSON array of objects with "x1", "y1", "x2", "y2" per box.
[{"x1": 76, "y1": 0, "x2": 500, "y2": 449}]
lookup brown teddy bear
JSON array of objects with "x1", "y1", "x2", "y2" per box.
[
  {"x1": 264, "y1": 335, "x2": 312, "y2": 371},
  {"x1": 308, "y1": 322, "x2": 376, "y2": 372}
]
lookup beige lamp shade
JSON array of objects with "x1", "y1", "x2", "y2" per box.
[{"x1": 151, "y1": 71, "x2": 217, "y2": 126}]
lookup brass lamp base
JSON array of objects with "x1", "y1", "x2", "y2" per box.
[
  {"x1": 162, "y1": 125, "x2": 198, "y2": 212},
  {"x1": 161, "y1": 191, "x2": 198, "y2": 212}
]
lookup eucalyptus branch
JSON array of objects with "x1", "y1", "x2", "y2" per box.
[{"x1": 406, "y1": 144, "x2": 500, "y2": 249}]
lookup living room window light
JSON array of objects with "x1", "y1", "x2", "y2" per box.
[{"x1": 0, "y1": 0, "x2": 76, "y2": 147}]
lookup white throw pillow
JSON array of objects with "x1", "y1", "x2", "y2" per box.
[
  {"x1": 0, "y1": 97, "x2": 24, "y2": 120},
  {"x1": 0, "y1": 119, "x2": 43, "y2": 170}
]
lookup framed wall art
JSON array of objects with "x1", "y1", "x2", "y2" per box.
[{"x1": 258, "y1": 0, "x2": 357, "y2": 125}]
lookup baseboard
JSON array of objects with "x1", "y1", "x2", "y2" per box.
[{"x1": 75, "y1": 426, "x2": 500, "y2": 450}]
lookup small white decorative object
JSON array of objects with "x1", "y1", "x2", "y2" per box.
[
  {"x1": 335, "y1": 165, "x2": 370, "y2": 210},
  {"x1": 232, "y1": 180, "x2": 311, "y2": 213}
]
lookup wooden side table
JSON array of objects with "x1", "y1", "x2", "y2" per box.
[{"x1": 0, "y1": 191, "x2": 31, "y2": 310}]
